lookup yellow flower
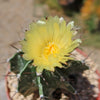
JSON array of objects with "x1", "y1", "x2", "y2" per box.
[{"x1": 21, "y1": 16, "x2": 81, "y2": 73}]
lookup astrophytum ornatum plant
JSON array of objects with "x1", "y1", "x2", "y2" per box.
[{"x1": 9, "y1": 16, "x2": 88, "y2": 100}]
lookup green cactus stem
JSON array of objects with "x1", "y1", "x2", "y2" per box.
[
  {"x1": 36, "y1": 74, "x2": 44, "y2": 99},
  {"x1": 19, "y1": 60, "x2": 32, "y2": 77},
  {"x1": 9, "y1": 51, "x2": 89, "y2": 99}
]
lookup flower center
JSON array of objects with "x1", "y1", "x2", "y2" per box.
[{"x1": 44, "y1": 42, "x2": 58, "y2": 57}]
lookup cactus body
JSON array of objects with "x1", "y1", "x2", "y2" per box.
[{"x1": 9, "y1": 51, "x2": 89, "y2": 99}]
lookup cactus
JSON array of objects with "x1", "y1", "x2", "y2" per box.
[
  {"x1": 9, "y1": 51, "x2": 89, "y2": 99},
  {"x1": 9, "y1": 16, "x2": 89, "y2": 99}
]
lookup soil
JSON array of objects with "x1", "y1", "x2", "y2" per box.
[{"x1": 82, "y1": 47, "x2": 100, "y2": 70}]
